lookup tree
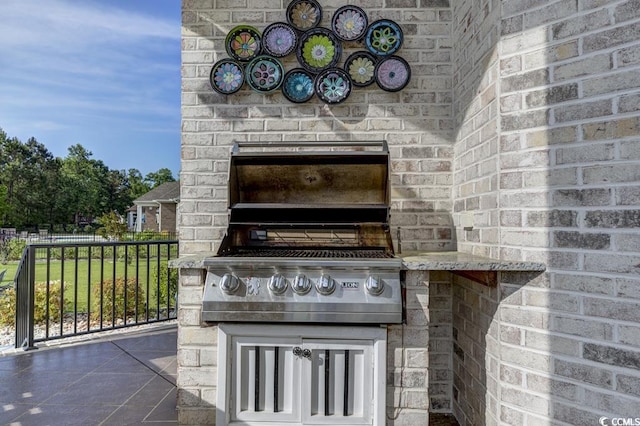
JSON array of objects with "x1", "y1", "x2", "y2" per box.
[
  {"x1": 144, "y1": 168, "x2": 175, "y2": 188},
  {"x1": 0, "y1": 130, "x2": 62, "y2": 227},
  {"x1": 127, "y1": 169, "x2": 151, "y2": 199}
]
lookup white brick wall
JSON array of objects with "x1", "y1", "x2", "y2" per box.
[
  {"x1": 450, "y1": 0, "x2": 640, "y2": 424},
  {"x1": 180, "y1": 0, "x2": 640, "y2": 424}
]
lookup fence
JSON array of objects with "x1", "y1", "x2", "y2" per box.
[
  {"x1": 12, "y1": 240, "x2": 178, "y2": 349},
  {"x1": 1, "y1": 229, "x2": 178, "y2": 243}
]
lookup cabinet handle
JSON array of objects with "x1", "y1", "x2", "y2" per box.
[{"x1": 293, "y1": 347, "x2": 311, "y2": 359}]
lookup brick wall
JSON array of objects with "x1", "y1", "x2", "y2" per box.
[
  {"x1": 450, "y1": 0, "x2": 640, "y2": 424},
  {"x1": 180, "y1": 0, "x2": 640, "y2": 424},
  {"x1": 179, "y1": 0, "x2": 455, "y2": 424}
]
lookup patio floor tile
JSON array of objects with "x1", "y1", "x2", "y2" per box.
[{"x1": 0, "y1": 324, "x2": 177, "y2": 425}]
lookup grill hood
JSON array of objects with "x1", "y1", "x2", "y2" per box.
[{"x1": 218, "y1": 141, "x2": 395, "y2": 256}]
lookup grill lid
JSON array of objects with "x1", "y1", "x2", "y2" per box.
[{"x1": 219, "y1": 141, "x2": 395, "y2": 256}]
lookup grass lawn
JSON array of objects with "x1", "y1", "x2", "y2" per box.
[{"x1": 0, "y1": 258, "x2": 174, "y2": 312}]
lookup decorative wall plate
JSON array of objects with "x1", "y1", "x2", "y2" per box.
[
  {"x1": 262, "y1": 22, "x2": 298, "y2": 57},
  {"x1": 365, "y1": 19, "x2": 403, "y2": 57},
  {"x1": 314, "y1": 68, "x2": 352, "y2": 104},
  {"x1": 226, "y1": 25, "x2": 262, "y2": 62},
  {"x1": 210, "y1": 58, "x2": 245, "y2": 95},
  {"x1": 297, "y1": 27, "x2": 342, "y2": 73},
  {"x1": 375, "y1": 55, "x2": 411, "y2": 92},
  {"x1": 344, "y1": 51, "x2": 377, "y2": 87},
  {"x1": 282, "y1": 68, "x2": 315, "y2": 103},
  {"x1": 331, "y1": 5, "x2": 368, "y2": 42},
  {"x1": 286, "y1": 0, "x2": 322, "y2": 31},
  {"x1": 245, "y1": 55, "x2": 284, "y2": 93}
]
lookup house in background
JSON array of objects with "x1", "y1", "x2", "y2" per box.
[{"x1": 128, "y1": 181, "x2": 179, "y2": 233}]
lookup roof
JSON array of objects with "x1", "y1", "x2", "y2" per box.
[{"x1": 133, "y1": 181, "x2": 180, "y2": 204}]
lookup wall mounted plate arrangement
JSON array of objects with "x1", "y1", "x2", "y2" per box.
[{"x1": 210, "y1": 1, "x2": 410, "y2": 102}]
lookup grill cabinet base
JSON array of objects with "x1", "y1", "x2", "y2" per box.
[{"x1": 217, "y1": 324, "x2": 387, "y2": 426}]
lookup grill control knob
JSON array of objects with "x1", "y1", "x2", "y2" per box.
[
  {"x1": 293, "y1": 274, "x2": 312, "y2": 295},
  {"x1": 316, "y1": 274, "x2": 336, "y2": 295},
  {"x1": 365, "y1": 275, "x2": 384, "y2": 296},
  {"x1": 219, "y1": 273, "x2": 240, "y2": 294},
  {"x1": 268, "y1": 274, "x2": 288, "y2": 295}
]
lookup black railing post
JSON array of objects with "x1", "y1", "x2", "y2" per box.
[{"x1": 15, "y1": 246, "x2": 38, "y2": 350}]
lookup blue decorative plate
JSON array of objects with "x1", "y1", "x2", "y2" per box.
[
  {"x1": 314, "y1": 68, "x2": 352, "y2": 104},
  {"x1": 331, "y1": 5, "x2": 368, "y2": 42},
  {"x1": 245, "y1": 55, "x2": 284, "y2": 94},
  {"x1": 262, "y1": 22, "x2": 298, "y2": 58},
  {"x1": 282, "y1": 68, "x2": 315, "y2": 103},
  {"x1": 210, "y1": 58, "x2": 244, "y2": 95},
  {"x1": 365, "y1": 19, "x2": 403, "y2": 57},
  {"x1": 375, "y1": 55, "x2": 411, "y2": 92}
]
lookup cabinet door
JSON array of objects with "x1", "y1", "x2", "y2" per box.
[
  {"x1": 301, "y1": 339, "x2": 374, "y2": 425},
  {"x1": 230, "y1": 336, "x2": 302, "y2": 423}
]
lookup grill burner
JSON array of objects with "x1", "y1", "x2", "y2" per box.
[{"x1": 202, "y1": 141, "x2": 402, "y2": 324}]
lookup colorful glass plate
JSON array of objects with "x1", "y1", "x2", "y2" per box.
[
  {"x1": 225, "y1": 25, "x2": 262, "y2": 62},
  {"x1": 314, "y1": 68, "x2": 352, "y2": 104},
  {"x1": 344, "y1": 51, "x2": 377, "y2": 87},
  {"x1": 375, "y1": 55, "x2": 411, "y2": 92},
  {"x1": 245, "y1": 55, "x2": 284, "y2": 94},
  {"x1": 286, "y1": 0, "x2": 322, "y2": 31},
  {"x1": 297, "y1": 27, "x2": 342, "y2": 74},
  {"x1": 365, "y1": 19, "x2": 403, "y2": 57},
  {"x1": 282, "y1": 68, "x2": 315, "y2": 103},
  {"x1": 210, "y1": 58, "x2": 245, "y2": 95},
  {"x1": 331, "y1": 5, "x2": 368, "y2": 42},
  {"x1": 262, "y1": 22, "x2": 298, "y2": 58}
]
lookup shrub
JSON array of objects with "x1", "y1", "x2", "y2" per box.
[
  {"x1": 0, "y1": 281, "x2": 64, "y2": 327},
  {"x1": 0, "y1": 238, "x2": 26, "y2": 263},
  {"x1": 153, "y1": 262, "x2": 178, "y2": 309},
  {"x1": 90, "y1": 278, "x2": 146, "y2": 324}
]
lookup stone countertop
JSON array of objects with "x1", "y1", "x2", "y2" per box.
[
  {"x1": 399, "y1": 251, "x2": 546, "y2": 271},
  {"x1": 168, "y1": 253, "x2": 216, "y2": 269},
  {"x1": 170, "y1": 251, "x2": 546, "y2": 272}
]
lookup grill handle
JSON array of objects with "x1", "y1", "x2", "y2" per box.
[{"x1": 232, "y1": 140, "x2": 388, "y2": 153}]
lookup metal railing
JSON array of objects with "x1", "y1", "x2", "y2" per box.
[{"x1": 13, "y1": 240, "x2": 178, "y2": 349}]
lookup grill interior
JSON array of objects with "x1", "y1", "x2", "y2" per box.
[{"x1": 223, "y1": 249, "x2": 395, "y2": 258}]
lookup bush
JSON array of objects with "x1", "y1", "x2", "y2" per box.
[
  {"x1": 153, "y1": 262, "x2": 178, "y2": 309},
  {"x1": 0, "y1": 281, "x2": 65, "y2": 327},
  {"x1": 90, "y1": 278, "x2": 147, "y2": 324},
  {"x1": 0, "y1": 238, "x2": 26, "y2": 263}
]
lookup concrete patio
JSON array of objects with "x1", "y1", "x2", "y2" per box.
[{"x1": 0, "y1": 324, "x2": 177, "y2": 425}]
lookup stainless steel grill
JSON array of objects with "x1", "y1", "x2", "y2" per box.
[{"x1": 202, "y1": 141, "x2": 402, "y2": 324}]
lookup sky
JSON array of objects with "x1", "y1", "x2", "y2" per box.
[{"x1": 0, "y1": 0, "x2": 181, "y2": 177}]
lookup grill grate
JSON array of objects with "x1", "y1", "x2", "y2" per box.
[{"x1": 224, "y1": 249, "x2": 394, "y2": 259}]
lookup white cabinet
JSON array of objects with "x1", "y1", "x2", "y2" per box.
[{"x1": 217, "y1": 324, "x2": 387, "y2": 426}]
